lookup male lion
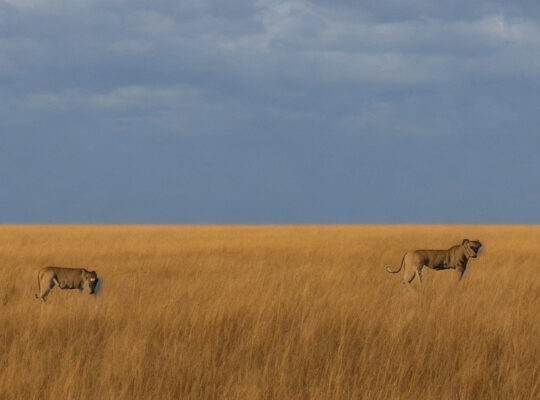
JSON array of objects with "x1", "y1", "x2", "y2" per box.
[
  {"x1": 35, "y1": 266, "x2": 99, "y2": 301},
  {"x1": 385, "y1": 239, "x2": 482, "y2": 286}
]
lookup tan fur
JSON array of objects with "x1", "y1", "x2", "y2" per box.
[
  {"x1": 35, "y1": 266, "x2": 99, "y2": 301},
  {"x1": 385, "y1": 239, "x2": 482, "y2": 286}
]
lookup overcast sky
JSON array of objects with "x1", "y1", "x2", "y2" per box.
[{"x1": 1, "y1": 0, "x2": 539, "y2": 223}]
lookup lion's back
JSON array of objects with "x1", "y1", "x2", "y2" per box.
[{"x1": 41, "y1": 266, "x2": 85, "y2": 283}]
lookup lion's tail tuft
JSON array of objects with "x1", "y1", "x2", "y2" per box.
[
  {"x1": 385, "y1": 265, "x2": 400, "y2": 273},
  {"x1": 385, "y1": 254, "x2": 406, "y2": 274}
]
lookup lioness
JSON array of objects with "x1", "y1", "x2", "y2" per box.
[
  {"x1": 35, "y1": 266, "x2": 99, "y2": 301},
  {"x1": 385, "y1": 239, "x2": 482, "y2": 285}
]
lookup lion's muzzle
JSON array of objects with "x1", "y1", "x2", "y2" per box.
[{"x1": 89, "y1": 278, "x2": 99, "y2": 294}]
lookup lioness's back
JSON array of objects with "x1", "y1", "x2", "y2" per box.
[{"x1": 41, "y1": 266, "x2": 86, "y2": 276}]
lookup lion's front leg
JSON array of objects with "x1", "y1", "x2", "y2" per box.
[
  {"x1": 417, "y1": 266, "x2": 424, "y2": 283},
  {"x1": 456, "y1": 266, "x2": 465, "y2": 281}
]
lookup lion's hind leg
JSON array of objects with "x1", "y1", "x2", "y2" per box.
[
  {"x1": 39, "y1": 283, "x2": 52, "y2": 301},
  {"x1": 40, "y1": 288, "x2": 51, "y2": 301},
  {"x1": 402, "y1": 266, "x2": 418, "y2": 287},
  {"x1": 40, "y1": 277, "x2": 58, "y2": 302},
  {"x1": 401, "y1": 253, "x2": 421, "y2": 288}
]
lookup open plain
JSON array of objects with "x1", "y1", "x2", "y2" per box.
[{"x1": 0, "y1": 225, "x2": 538, "y2": 399}]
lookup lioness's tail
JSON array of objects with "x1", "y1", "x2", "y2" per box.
[{"x1": 385, "y1": 254, "x2": 406, "y2": 274}]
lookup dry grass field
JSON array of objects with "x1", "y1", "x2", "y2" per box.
[{"x1": 0, "y1": 225, "x2": 538, "y2": 399}]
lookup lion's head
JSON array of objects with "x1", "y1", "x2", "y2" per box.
[
  {"x1": 84, "y1": 270, "x2": 99, "y2": 294},
  {"x1": 462, "y1": 239, "x2": 482, "y2": 258}
]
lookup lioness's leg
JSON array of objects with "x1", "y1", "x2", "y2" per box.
[
  {"x1": 40, "y1": 288, "x2": 51, "y2": 301},
  {"x1": 417, "y1": 266, "x2": 424, "y2": 283},
  {"x1": 40, "y1": 281, "x2": 53, "y2": 301},
  {"x1": 402, "y1": 266, "x2": 417, "y2": 285},
  {"x1": 456, "y1": 266, "x2": 465, "y2": 281},
  {"x1": 40, "y1": 277, "x2": 58, "y2": 301}
]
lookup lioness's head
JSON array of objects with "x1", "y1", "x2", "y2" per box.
[
  {"x1": 462, "y1": 239, "x2": 482, "y2": 258},
  {"x1": 85, "y1": 270, "x2": 99, "y2": 294}
]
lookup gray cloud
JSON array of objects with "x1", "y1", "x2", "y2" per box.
[{"x1": 1, "y1": 0, "x2": 539, "y2": 222}]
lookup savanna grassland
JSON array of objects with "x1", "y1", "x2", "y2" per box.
[{"x1": 0, "y1": 225, "x2": 538, "y2": 399}]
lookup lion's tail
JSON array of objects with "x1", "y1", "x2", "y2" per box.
[{"x1": 385, "y1": 254, "x2": 406, "y2": 274}]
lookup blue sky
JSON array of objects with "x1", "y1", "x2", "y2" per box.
[{"x1": 1, "y1": 0, "x2": 539, "y2": 223}]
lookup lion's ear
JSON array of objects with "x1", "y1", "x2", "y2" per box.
[{"x1": 462, "y1": 239, "x2": 469, "y2": 245}]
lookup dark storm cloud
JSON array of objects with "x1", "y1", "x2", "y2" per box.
[{"x1": 1, "y1": 0, "x2": 539, "y2": 223}]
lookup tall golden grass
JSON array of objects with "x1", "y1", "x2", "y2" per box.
[{"x1": 0, "y1": 225, "x2": 538, "y2": 399}]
